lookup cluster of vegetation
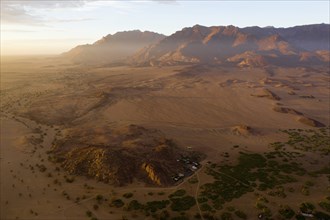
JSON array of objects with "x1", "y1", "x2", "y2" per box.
[
  {"x1": 123, "y1": 189, "x2": 196, "y2": 219},
  {"x1": 146, "y1": 200, "x2": 170, "y2": 213},
  {"x1": 216, "y1": 207, "x2": 247, "y2": 220},
  {"x1": 255, "y1": 201, "x2": 272, "y2": 218},
  {"x1": 188, "y1": 176, "x2": 198, "y2": 184},
  {"x1": 169, "y1": 190, "x2": 196, "y2": 212},
  {"x1": 95, "y1": 194, "x2": 104, "y2": 203},
  {"x1": 64, "y1": 175, "x2": 75, "y2": 183},
  {"x1": 196, "y1": 206, "x2": 247, "y2": 220},
  {"x1": 61, "y1": 190, "x2": 70, "y2": 200},
  {"x1": 318, "y1": 197, "x2": 330, "y2": 212},
  {"x1": 197, "y1": 149, "x2": 316, "y2": 218},
  {"x1": 170, "y1": 196, "x2": 196, "y2": 212},
  {"x1": 29, "y1": 209, "x2": 38, "y2": 216},
  {"x1": 267, "y1": 186, "x2": 286, "y2": 198},
  {"x1": 278, "y1": 205, "x2": 295, "y2": 219},
  {"x1": 271, "y1": 128, "x2": 330, "y2": 154},
  {"x1": 35, "y1": 163, "x2": 47, "y2": 172},
  {"x1": 264, "y1": 150, "x2": 304, "y2": 162},
  {"x1": 296, "y1": 201, "x2": 330, "y2": 219},
  {"x1": 220, "y1": 212, "x2": 232, "y2": 220},
  {"x1": 83, "y1": 183, "x2": 94, "y2": 190},
  {"x1": 299, "y1": 202, "x2": 315, "y2": 213},
  {"x1": 126, "y1": 198, "x2": 171, "y2": 215},
  {"x1": 234, "y1": 210, "x2": 247, "y2": 219},
  {"x1": 127, "y1": 200, "x2": 143, "y2": 211},
  {"x1": 169, "y1": 189, "x2": 186, "y2": 198},
  {"x1": 86, "y1": 210, "x2": 98, "y2": 220},
  {"x1": 122, "y1": 192, "x2": 133, "y2": 199},
  {"x1": 299, "y1": 180, "x2": 317, "y2": 197},
  {"x1": 110, "y1": 199, "x2": 125, "y2": 208}
]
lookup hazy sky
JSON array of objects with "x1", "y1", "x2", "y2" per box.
[{"x1": 1, "y1": 0, "x2": 329, "y2": 55}]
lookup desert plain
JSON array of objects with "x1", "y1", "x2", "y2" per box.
[{"x1": 0, "y1": 55, "x2": 329, "y2": 220}]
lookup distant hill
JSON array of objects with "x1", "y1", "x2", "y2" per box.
[
  {"x1": 130, "y1": 24, "x2": 330, "y2": 67},
  {"x1": 63, "y1": 30, "x2": 166, "y2": 64}
]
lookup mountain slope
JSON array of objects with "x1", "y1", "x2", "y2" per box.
[
  {"x1": 130, "y1": 24, "x2": 330, "y2": 67},
  {"x1": 63, "y1": 30, "x2": 166, "y2": 64},
  {"x1": 242, "y1": 23, "x2": 330, "y2": 51}
]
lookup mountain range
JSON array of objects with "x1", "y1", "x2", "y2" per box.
[{"x1": 64, "y1": 24, "x2": 330, "y2": 67}]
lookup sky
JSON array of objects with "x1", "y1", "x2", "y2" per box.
[{"x1": 1, "y1": 0, "x2": 329, "y2": 55}]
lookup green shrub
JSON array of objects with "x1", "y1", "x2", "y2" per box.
[
  {"x1": 295, "y1": 215, "x2": 305, "y2": 220},
  {"x1": 127, "y1": 200, "x2": 143, "y2": 211},
  {"x1": 111, "y1": 199, "x2": 124, "y2": 208},
  {"x1": 278, "y1": 205, "x2": 294, "y2": 219},
  {"x1": 301, "y1": 186, "x2": 309, "y2": 196},
  {"x1": 188, "y1": 177, "x2": 198, "y2": 184},
  {"x1": 170, "y1": 196, "x2": 196, "y2": 212},
  {"x1": 200, "y1": 203, "x2": 212, "y2": 212},
  {"x1": 145, "y1": 200, "x2": 170, "y2": 212},
  {"x1": 86, "y1": 210, "x2": 92, "y2": 217},
  {"x1": 169, "y1": 189, "x2": 186, "y2": 198},
  {"x1": 314, "y1": 211, "x2": 330, "y2": 219},
  {"x1": 96, "y1": 194, "x2": 103, "y2": 201},
  {"x1": 170, "y1": 216, "x2": 189, "y2": 220},
  {"x1": 123, "y1": 192, "x2": 133, "y2": 199},
  {"x1": 197, "y1": 197, "x2": 208, "y2": 203},
  {"x1": 319, "y1": 201, "x2": 330, "y2": 212},
  {"x1": 221, "y1": 212, "x2": 233, "y2": 220},
  {"x1": 299, "y1": 202, "x2": 315, "y2": 213},
  {"x1": 194, "y1": 213, "x2": 202, "y2": 219},
  {"x1": 234, "y1": 210, "x2": 247, "y2": 219}
]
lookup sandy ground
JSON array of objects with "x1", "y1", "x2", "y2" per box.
[{"x1": 1, "y1": 56, "x2": 329, "y2": 219}]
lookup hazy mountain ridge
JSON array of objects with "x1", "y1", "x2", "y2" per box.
[
  {"x1": 131, "y1": 24, "x2": 330, "y2": 67},
  {"x1": 63, "y1": 30, "x2": 166, "y2": 64}
]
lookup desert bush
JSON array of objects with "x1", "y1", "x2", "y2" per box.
[
  {"x1": 145, "y1": 200, "x2": 170, "y2": 213},
  {"x1": 86, "y1": 210, "x2": 92, "y2": 217},
  {"x1": 299, "y1": 202, "x2": 315, "y2": 213},
  {"x1": 170, "y1": 196, "x2": 196, "y2": 212},
  {"x1": 96, "y1": 194, "x2": 103, "y2": 202},
  {"x1": 123, "y1": 192, "x2": 133, "y2": 199},
  {"x1": 127, "y1": 200, "x2": 143, "y2": 211},
  {"x1": 169, "y1": 189, "x2": 186, "y2": 198},
  {"x1": 111, "y1": 199, "x2": 124, "y2": 208},
  {"x1": 319, "y1": 200, "x2": 330, "y2": 212},
  {"x1": 93, "y1": 204, "x2": 99, "y2": 210},
  {"x1": 221, "y1": 212, "x2": 233, "y2": 220},
  {"x1": 234, "y1": 210, "x2": 247, "y2": 219},
  {"x1": 200, "y1": 203, "x2": 212, "y2": 212},
  {"x1": 278, "y1": 205, "x2": 294, "y2": 219}
]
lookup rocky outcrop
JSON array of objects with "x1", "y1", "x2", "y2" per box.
[
  {"x1": 231, "y1": 124, "x2": 254, "y2": 136},
  {"x1": 51, "y1": 125, "x2": 201, "y2": 186},
  {"x1": 272, "y1": 107, "x2": 303, "y2": 115},
  {"x1": 271, "y1": 106, "x2": 325, "y2": 127},
  {"x1": 251, "y1": 88, "x2": 281, "y2": 100},
  {"x1": 296, "y1": 116, "x2": 325, "y2": 127},
  {"x1": 142, "y1": 163, "x2": 161, "y2": 185},
  {"x1": 59, "y1": 147, "x2": 136, "y2": 185}
]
